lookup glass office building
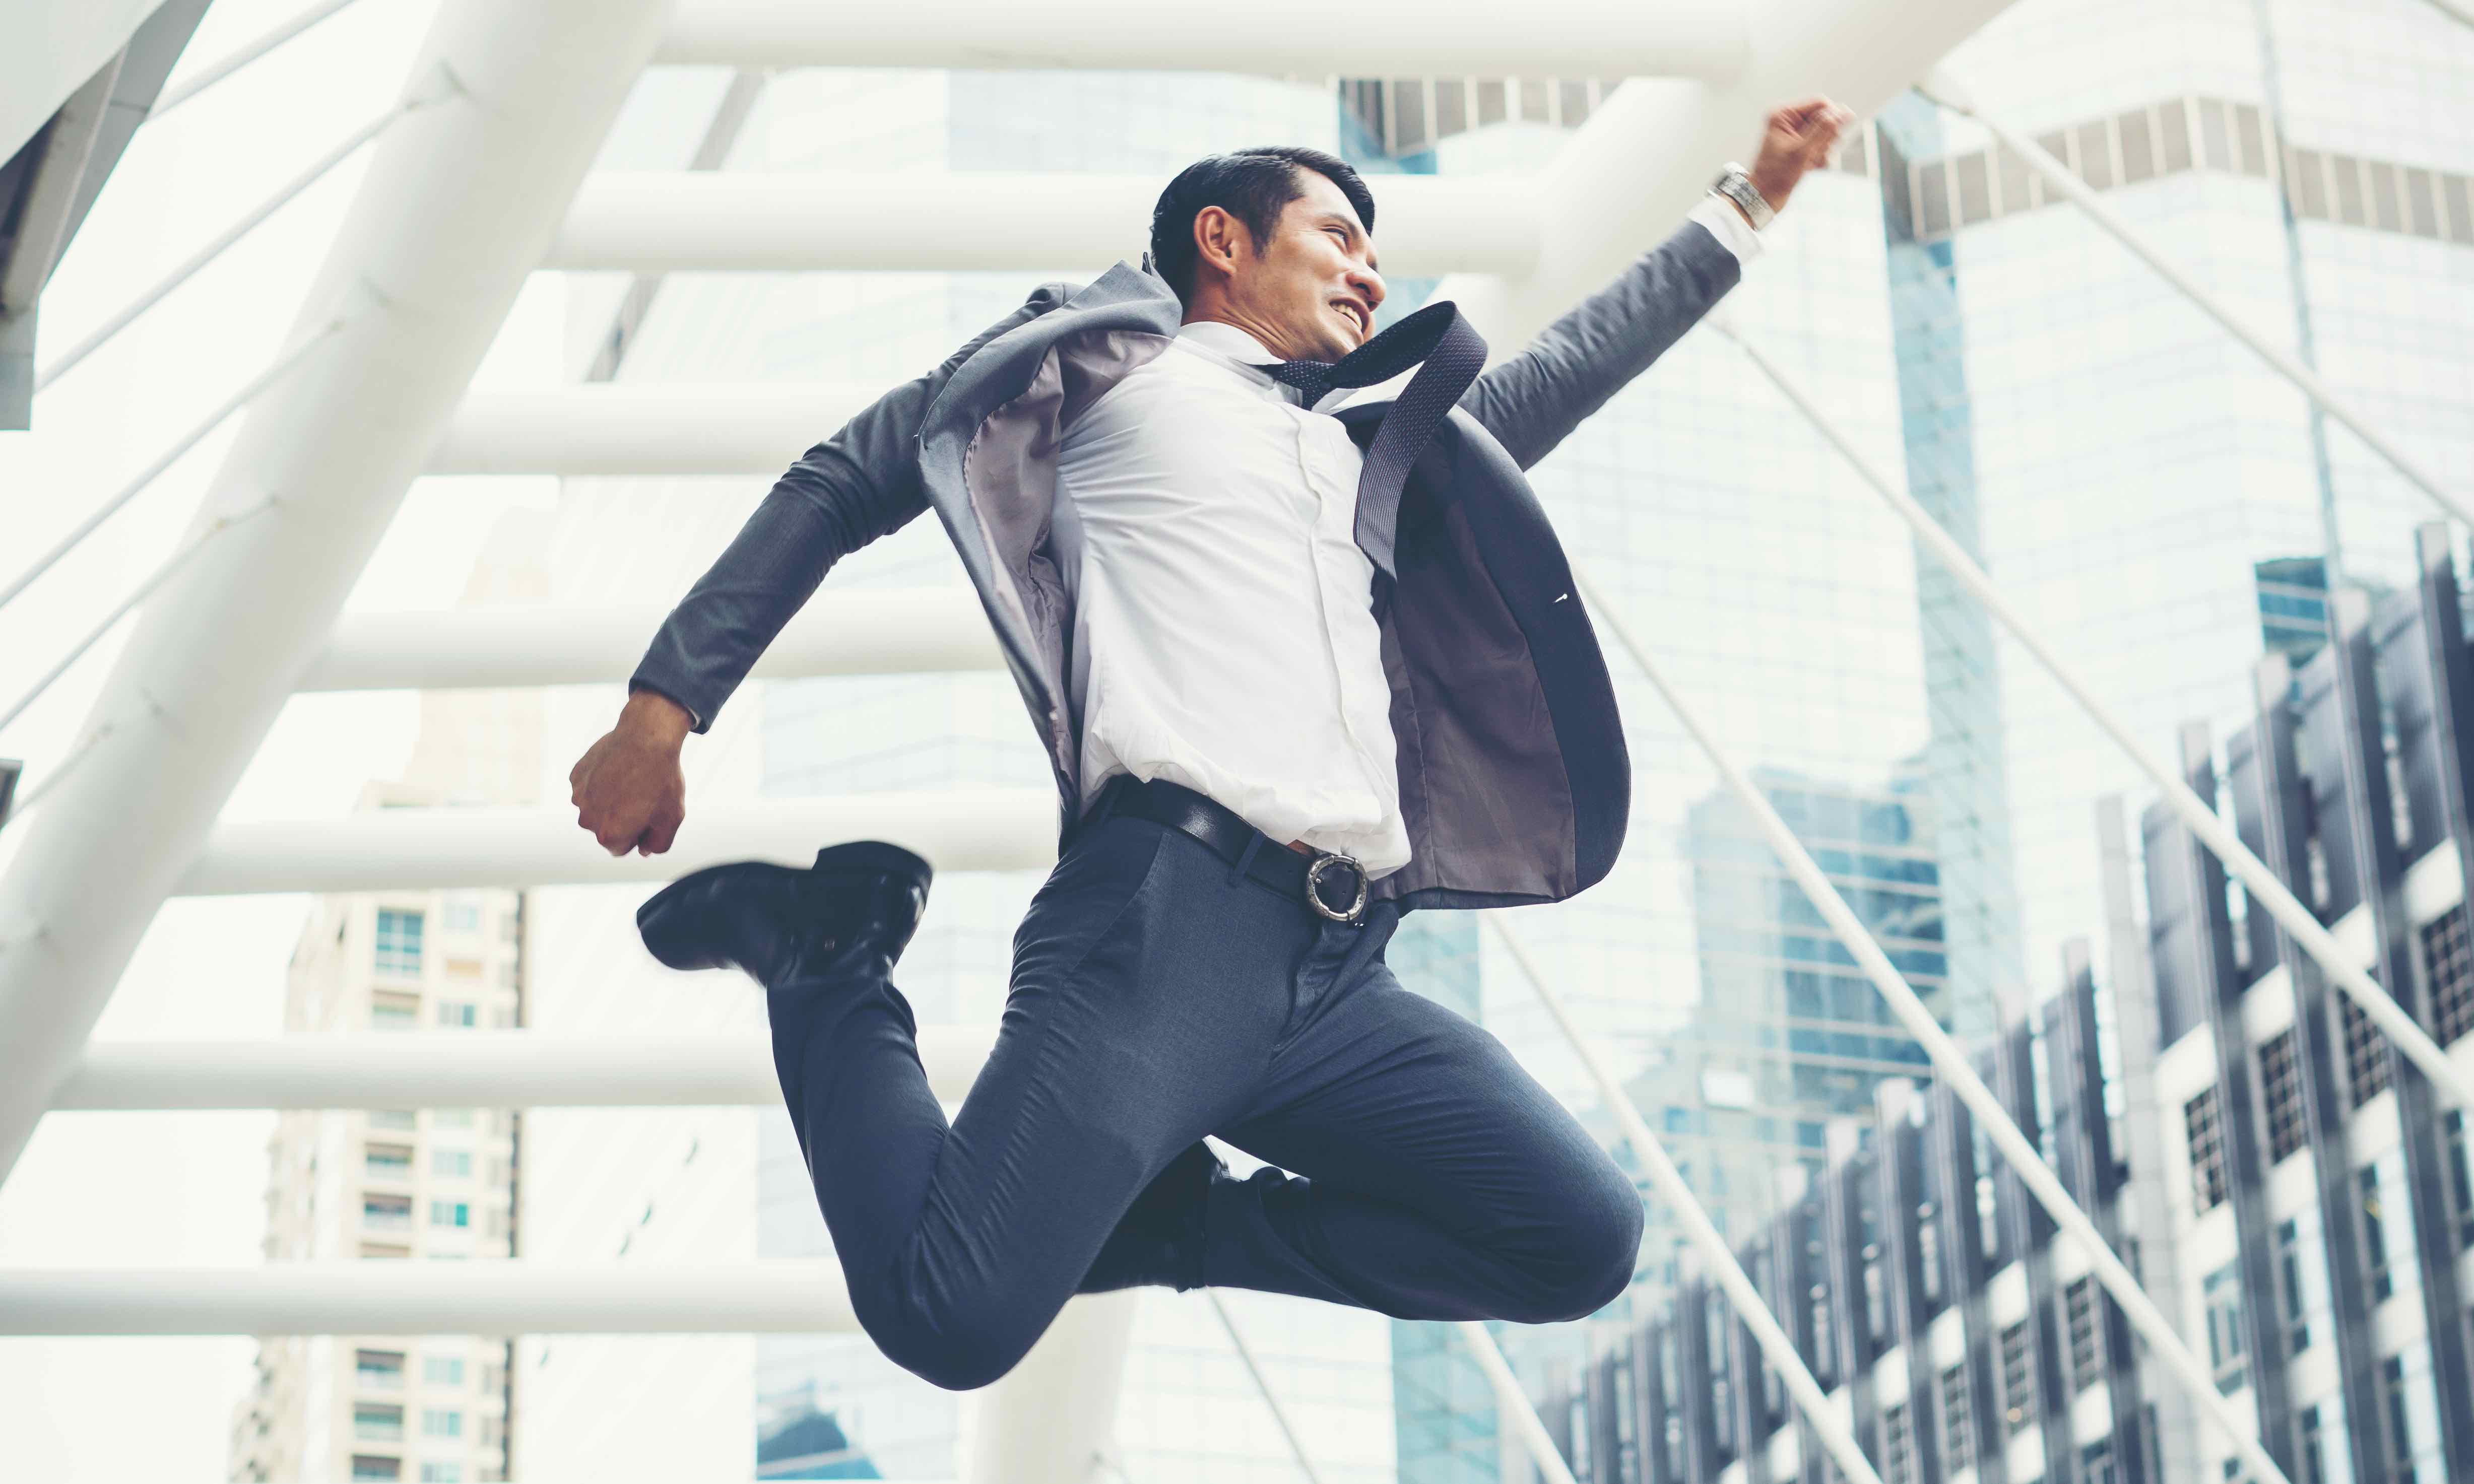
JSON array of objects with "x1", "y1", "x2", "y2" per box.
[{"x1": 1529, "y1": 532, "x2": 2474, "y2": 1484}]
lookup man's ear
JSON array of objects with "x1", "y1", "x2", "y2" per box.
[{"x1": 1192, "y1": 205, "x2": 1246, "y2": 282}]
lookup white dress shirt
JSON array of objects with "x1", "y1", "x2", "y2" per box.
[{"x1": 1052, "y1": 195, "x2": 1760, "y2": 876}]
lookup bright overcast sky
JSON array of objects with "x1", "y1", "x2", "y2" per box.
[{"x1": 0, "y1": 2, "x2": 568, "y2": 1473}]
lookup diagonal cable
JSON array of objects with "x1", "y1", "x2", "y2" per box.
[
  {"x1": 1708, "y1": 313, "x2": 2474, "y2": 1120},
  {"x1": 150, "y1": 0, "x2": 379, "y2": 120},
  {"x1": 2, "y1": 321, "x2": 343, "y2": 615},
  {"x1": 1204, "y1": 1290, "x2": 1328, "y2": 1484},
  {"x1": 35, "y1": 97, "x2": 421, "y2": 392},
  {"x1": 1568, "y1": 559, "x2": 2295, "y2": 1484},
  {"x1": 0, "y1": 497, "x2": 279, "y2": 737},
  {"x1": 1485, "y1": 913, "x2": 1887, "y2": 1484},
  {"x1": 1454, "y1": 1320, "x2": 1581, "y2": 1484}
]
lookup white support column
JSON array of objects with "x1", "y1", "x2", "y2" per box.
[
  {"x1": 0, "y1": 1262, "x2": 857, "y2": 1335},
  {"x1": 549, "y1": 172, "x2": 1540, "y2": 276},
  {"x1": 0, "y1": 0, "x2": 679, "y2": 1184},
  {"x1": 172, "y1": 788, "x2": 1056, "y2": 896},
  {"x1": 54, "y1": 1029, "x2": 998, "y2": 1109},
  {"x1": 1435, "y1": 0, "x2": 2021, "y2": 352},
  {"x1": 653, "y1": 0, "x2": 1748, "y2": 80},
  {"x1": 303, "y1": 592, "x2": 1002, "y2": 692},
  {"x1": 964, "y1": 1293, "x2": 1140, "y2": 1484}
]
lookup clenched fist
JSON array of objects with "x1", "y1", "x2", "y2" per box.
[
  {"x1": 1748, "y1": 96, "x2": 1856, "y2": 214},
  {"x1": 570, "y1": 688, "x2": 694, "y2": 857}
]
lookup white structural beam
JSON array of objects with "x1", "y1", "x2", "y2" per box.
[
  {"x1": 548, "y1": 172, "x2": 1541, "y2": 277},
  {"x1": 0, "y1": 1262, "x2": 858, "y2": 1336},
  {"x1": 656, "y1": 0, "x2": 1748, "y2": 80},
  {"x1": 965, "y1": 1293, "x2": 1140, "y2": 1484},
  {"x1": 0, "y1": 0, "x2": 677, "y2": 1184},
  {"x1": 428, "y1": 382, "x2": 877, "y2": 476},
  {"x1": 174, "y1": 789, "x2": 1057, "y2": 896},
  {"x1": 1437, "y1": 0, "x2": 2022, "y2": 352},
  {"x1": 55, "y1": 1029, "x2": 998, "y2": 1109},
  {"x1": 304, "y1": 592, "x2": 1002, "y2": 692}
]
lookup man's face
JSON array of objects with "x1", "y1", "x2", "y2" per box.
[{"x1": 1220, "y1": 171, "x2": 1386, "y2": 363}]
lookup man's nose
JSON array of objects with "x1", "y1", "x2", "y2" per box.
[{"x1": 1351, "y1": 262, "x2": 1385, "y2": 308}]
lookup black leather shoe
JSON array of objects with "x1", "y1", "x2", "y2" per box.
[
  {"x1": 1080, "y1": 1140, "x2": 1223, "y2": 1293},
  {"x1": 635, "y1": 840, "x2": 932, "y2": 991}
]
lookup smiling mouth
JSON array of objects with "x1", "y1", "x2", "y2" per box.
[{"x1": 1332, "y1": 300, "x2": 1369, "y2": 335}]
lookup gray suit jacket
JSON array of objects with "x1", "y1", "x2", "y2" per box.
[{"x1": 633, "y1": 219, "x2": 1742, "y2": 910}]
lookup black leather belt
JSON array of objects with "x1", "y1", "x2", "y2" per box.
[{"x1": 1084, "y1": 774, "x2": 1369, "y2": 924}]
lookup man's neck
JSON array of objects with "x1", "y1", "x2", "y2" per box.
[{"x1": 1181, "y1": 306, "x2": 1294, "y2": 362}]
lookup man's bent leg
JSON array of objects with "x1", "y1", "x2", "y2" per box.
[
  {"x1": 767, "y1": 816, "x2": 1314, "y2": 1388},
  {"x1": 1201, "y1": 919, "x2": 1644, "y2": 1324}
]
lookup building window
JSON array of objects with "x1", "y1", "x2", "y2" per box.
[
  {"x1": 355, "y1": 1350, "x2": 406, "y2": 1391},
  {"x1": 430, "y1": 1200, "x2": 470, "y2": 1230},
  {"x1": 370, "y1": 995, "x2": 419, "y2": 1031},
  {"x1": 421, "y1": 1408, "x2": 463, "y2": 1439},
  {"x1": 433, "y1": 1109, "x2": 476, "y2": 1129},
  {"x1": 2202, "y1": 1263, "x2": 2248, "y2": 1394},
  {"x1": 432, "y1": 1150, "x2": 472, "y2": 1180},
  {"x1": 419, "y1": 1465, "x2": 463, "y2": 1483},
  {"x1": 350, "y1": 1457, "x2": 402, "y2": 1481},
  {"x1": 2064, "y1": 1277, "x2": 2102, "y2": 1392},
  {"x1": 2275, "y1": 1218, "x2": 2313, "y2": 1354},
  {"x1": 444, "y1": 900, "x2": 483, "y2": 934},
  {"x1": 2447, "y1": 1111, "x2": 2474, "y2": 1250},
  {"x1": 353, "y1": 1404, "x2": 405, "y2": 1442},
  {"x1": 363, "y1": 1194, "x2": 412, "y2": 1232},
  {"x1": 425, "y1": 1355, "x2": 465, "y2": 1386},
  {"x1": 1881, "y1": 1401, "x2": 1913, "y2": 1484},
  {"x1": 436, "y1": 1001, "x2": 477, "y2": 1028},
  {"x1": 2340, "y1": 995, "x2": 2391, "y2": 1107},
  {"x1": 1939, "y1": 1364, "x2": 1973, "y2": 1472},
  {"x1": 2258, "y1": 1029, "x2": 2307, "y2": 1163},
  {"x1": 2380, "y1": 1357, "x2": 2413, "y2": 1476},
  {"x1": 2297, "y1": 1403, "x2": 2331, "y2": 1484},
  {"x1": 375, "y1": 909, "x2": 425, "y2": 978},
  {"x1": 1998, "y1": 1321, "x2": 2033, "y2": 1433},
  {"x1": 369, "y1": 1109, "x2": 417, "y2": 1131},
  {"x1": 2420, "y1": 905, "x2": 2473, "y2": 1045},
  {"x1": 2185, "y1": 1087, "x2": 2230, "y2": 1213},
  {"x1": 365, "y1": 1144, "x2": 413, "y2": 1181},
  {"x1": 2080, "y1": 1439, "x2": 2117, "y2": 1484},
  {"x1": 2361, "y1": 1166, "x2": 2396, "y2": 1302}
]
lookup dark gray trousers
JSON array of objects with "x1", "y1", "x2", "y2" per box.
[{"x1": 766, "y1": 812, "x2": 1644, "y2": 1391}]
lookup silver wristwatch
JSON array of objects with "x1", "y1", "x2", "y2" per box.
[{"x1": 1710, "y1": 161, "x2": 1774, "y2": 230}]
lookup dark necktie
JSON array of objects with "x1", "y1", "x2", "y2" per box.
[{"x1": 1255, "y1": 300, "x2": 1487, "y2": 579}]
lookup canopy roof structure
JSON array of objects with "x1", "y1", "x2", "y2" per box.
[{"x1": 5, "y1": 2, "x2": 2470, "y2": 1481}]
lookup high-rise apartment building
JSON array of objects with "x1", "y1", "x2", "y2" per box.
[{"x1": 228, "y1": 519, "x2": 547, "y2": 1484}]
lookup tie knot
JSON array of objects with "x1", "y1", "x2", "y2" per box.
[{"x1": 1264, "y1": 359, "x2": 1337, "y2": 406}]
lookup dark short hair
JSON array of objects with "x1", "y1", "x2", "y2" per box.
[{"x1": 1147, "y1": 146, "x2": 1376, "y2": 303}]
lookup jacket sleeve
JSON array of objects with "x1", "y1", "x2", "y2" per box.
[
  {"x1": 629, "y1": 287, "x2": 1066, "y2": 732},
  {"x1": 1457, "y1": 218, "x2": 1741, "y2": 472}
]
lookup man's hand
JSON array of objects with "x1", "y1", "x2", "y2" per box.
[
  {"x1": 570, "y1": 688, "x2": 693, "y2": 857},
  {"x1": 1748, "y1": 96, "x2": 1856, "y2": 216}
]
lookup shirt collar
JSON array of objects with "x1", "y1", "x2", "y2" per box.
[
  {"x1": 1175, "y1": 319, "x2": 1281, "y2": 367},
  {"x1": 1176, "y1": 319, "x2": 1330, "y2": 408}
]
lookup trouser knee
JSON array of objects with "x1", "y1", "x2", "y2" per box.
[
  {"x1": 1506, "y1": 1172, "x2": 1644, "y2": 1324},
  {"x1": 857, "y1": 1286, "x2": 1039, "y2": 1392}
]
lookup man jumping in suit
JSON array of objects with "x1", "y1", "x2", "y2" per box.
[{"x1": 569, "y1": 97, "x2": 1852, "y2": 1390}]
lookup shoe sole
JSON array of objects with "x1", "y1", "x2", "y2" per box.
[{"x1": 635, "y1": 842, "x2": 933, "y2": 972}]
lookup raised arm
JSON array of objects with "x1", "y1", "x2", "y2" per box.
[
  {"x1": 1458, "y1": 97, "x2": 1852, "y2": 471},
  {"x1": 569, "y1": 284, "x2": 1065, "y2": 856}
]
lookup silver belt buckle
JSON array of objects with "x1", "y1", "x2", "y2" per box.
[{"x1": 1304, "y1": 851, "x2": 1368, "y2": 924}]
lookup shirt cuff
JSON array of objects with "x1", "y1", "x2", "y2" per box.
[{"x1": 1688, "y1": 193, "x2": 1765, "y2": 264}]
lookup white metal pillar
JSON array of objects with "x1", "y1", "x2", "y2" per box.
[
  {"x1": 964, "y1": 1292, "x2": 1141, "y2": 1484},
  {"x1": 0, "y1": 0, "x2": 678, "y2": 1183}
]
